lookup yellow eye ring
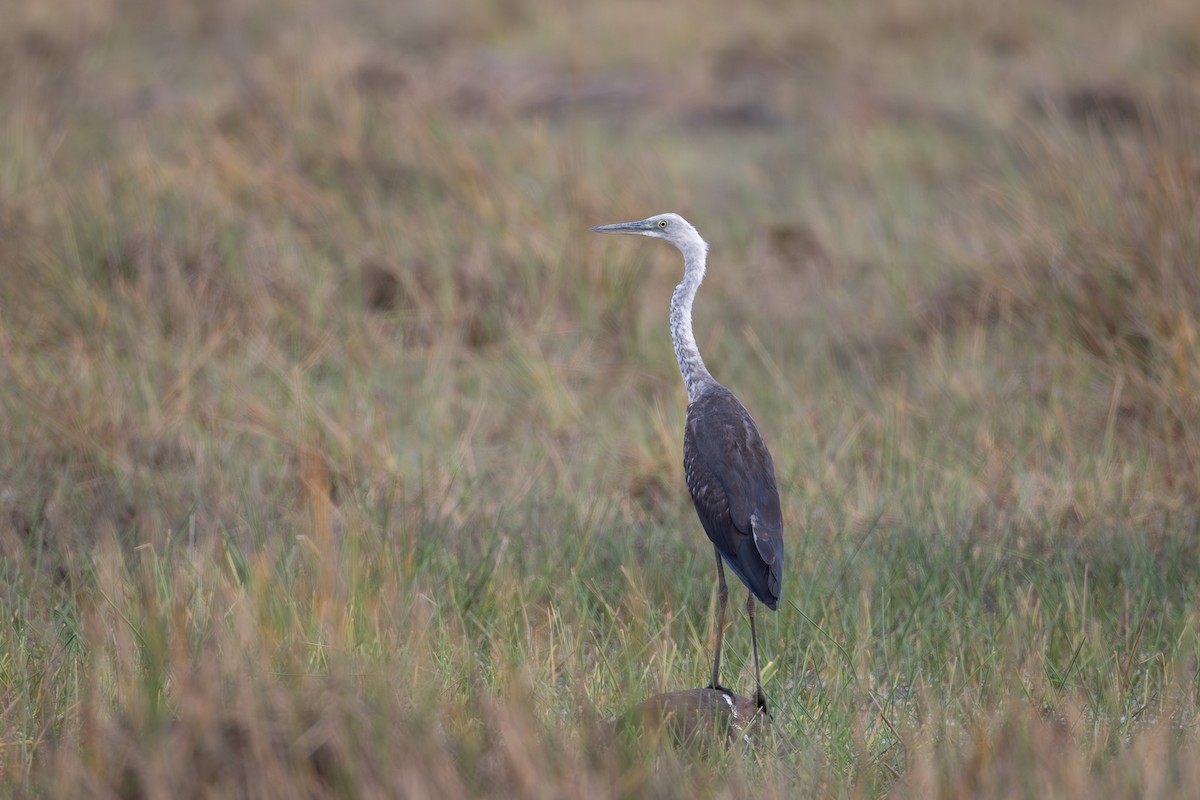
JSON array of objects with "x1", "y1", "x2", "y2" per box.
[{"x1": 658, "y1": 220, "x2": 667, "y2": 228}]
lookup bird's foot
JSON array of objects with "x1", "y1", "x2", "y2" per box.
[
  {"x1": 755, "y1": 690, "x2": 772, "y2": 722},
  {"x1": 707, "y1": 682, "x2": 734, "y2": 699}
]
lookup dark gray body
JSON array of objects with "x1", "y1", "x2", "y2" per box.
[{"x1": 683, "y1": 384, "x2": 783, "y2": 610}]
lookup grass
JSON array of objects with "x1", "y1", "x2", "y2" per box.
[{"x1": 3, "y1": 0, "x2": 1200, "y2": 795}]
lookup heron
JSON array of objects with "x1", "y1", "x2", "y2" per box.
[{"x1": 592, "y1": 213, "x2": 784, "y2": 717}]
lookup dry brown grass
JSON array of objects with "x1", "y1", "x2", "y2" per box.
[{"x1": 3, "y1": 0, "x2": 1200, "y2": 796}]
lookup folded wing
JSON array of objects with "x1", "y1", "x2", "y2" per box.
[{"x1": 682, "y1": 385, "x2": 783, "y2": 608}]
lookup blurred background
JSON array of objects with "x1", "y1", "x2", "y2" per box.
[
  {"x1": 2, "y1": 0, "x2": 1200, "y2": 795},
  {"x1": 4, "y1": 0, "x2": 1198, "y2": 555}
]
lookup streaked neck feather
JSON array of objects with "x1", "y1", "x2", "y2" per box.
[{"x1": 669, "y1": 239, "x2": 716, "y2": 403}]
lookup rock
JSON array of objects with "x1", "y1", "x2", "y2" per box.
[{"x1": 616, "y1": 688, "x2": 767, "y2": 752}]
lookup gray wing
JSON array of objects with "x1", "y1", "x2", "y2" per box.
[{"x1": 683, "y1": 385, "x2": 783, "y2": 608}]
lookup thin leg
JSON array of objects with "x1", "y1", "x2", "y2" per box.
[
  {"x1": 709, "y1": 547, "x2": 731, "y2": 695},
  {"x1": 747, "y1": 589, "x2": 769, "y2": 717}
]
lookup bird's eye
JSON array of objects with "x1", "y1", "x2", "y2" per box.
[{"x1": 658, "y1": 220, "x2": 667, "y2": 229}]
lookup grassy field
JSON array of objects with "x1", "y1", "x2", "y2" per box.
[{"x1": 2, "y1": 0, "x2": 1200, "y2": 796}]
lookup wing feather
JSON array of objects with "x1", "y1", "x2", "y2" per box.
[{"x1": 683, "y1": 385, "x2": 783, "y2": 607}]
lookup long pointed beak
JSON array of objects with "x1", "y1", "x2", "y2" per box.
[{"x1": 591, "y1": 219, "x2": 653, "y2": 234}]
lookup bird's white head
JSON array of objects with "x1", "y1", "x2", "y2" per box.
[{"x1": 591, "y1": 212, "x2": 708, "y2": 258}]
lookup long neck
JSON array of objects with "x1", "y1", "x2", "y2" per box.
[{"x1": 670, "y1": 239, "x2": 715, "y2": 403}]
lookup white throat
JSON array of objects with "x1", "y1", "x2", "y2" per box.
[{"x1": 669, "y1": 235, "x2": 715, "y2": 403}]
